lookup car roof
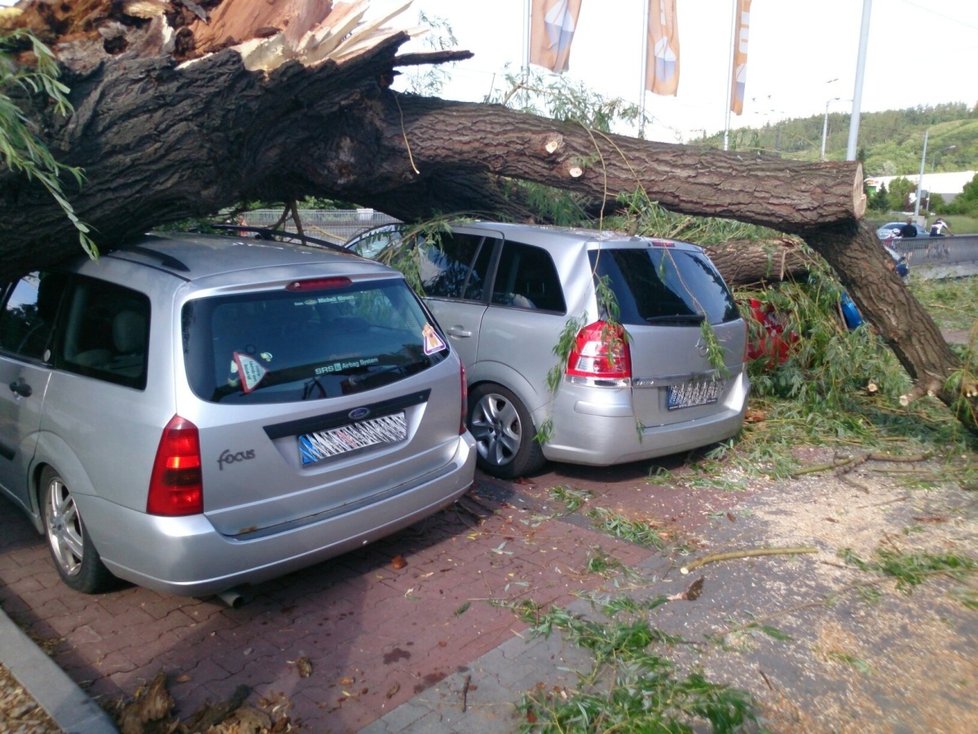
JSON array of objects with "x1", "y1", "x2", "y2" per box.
[
  {"x1": 353, "y1": 221, "x2": 704, "y2": 253},
  {"x1": 100, "y1": 231, "x2": 385, "y2": 282}
]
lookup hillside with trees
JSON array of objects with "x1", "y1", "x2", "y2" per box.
[{"x1": 716, "y1": 102, "x2": 977, "y2": 177}]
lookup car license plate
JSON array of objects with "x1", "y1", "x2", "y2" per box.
[
  {"x1": 298, "y1": 412, "x2": 407, "y2": 465},
  {"x1": 667, "y1": 378, "x2": 724, "y2": 411}
]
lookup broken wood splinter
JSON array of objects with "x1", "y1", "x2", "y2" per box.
[{"x1": 681, "y1": 546, "x2": 818, "y2": 574}]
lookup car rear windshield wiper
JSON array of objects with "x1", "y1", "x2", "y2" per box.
[
  {"x1": 644, "y1": 313, "x2": 706, "y2": 325},
  {"x1": 342, "y1": 364, "x2": 410, "y2": 391}
]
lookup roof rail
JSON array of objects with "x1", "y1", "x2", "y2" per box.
[
  {"x1": 121, "y1": 245, "x2": 191, "y2": 272},
  {"x1": 210, "y1": 224, "x2": 351, "y2": 254}
]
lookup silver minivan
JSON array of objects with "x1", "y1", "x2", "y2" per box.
[
  {"x1": 0, "y1": 232, "x2": 475, "y2": 597},
  {"x1": 348, "y1": 222, "x2": 750, "y2": 478}
]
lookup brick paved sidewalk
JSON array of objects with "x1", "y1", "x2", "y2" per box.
[{"x1": 2, "y1": 464, "x2": 724, "y2": 733}]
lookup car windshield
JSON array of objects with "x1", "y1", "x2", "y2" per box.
[
  {"x1": 182, "y1": 278, "x2": 449, "y2": 404},
  {"x1": 589, "y1": 247, "x2": 740, "y2": 326}
]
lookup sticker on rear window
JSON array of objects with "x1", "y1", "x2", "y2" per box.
[
  {"x1": 233, "y1": 352, "x2": 268, "y2": 393},
  {"x1": 422, "y1": 323, "x2": 446, "y2": 355}
]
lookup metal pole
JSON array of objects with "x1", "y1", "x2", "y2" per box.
[
  {"x1": 846, "y1": 0, "x2": 872, "y2": 161},
  {"x1": 723, "y1": 0, "x2": 736, "y2": 151},
  {"x1": 820, "y1": 100, "x2": 831, "y2": 160},
  {"x1": 640, "y1": 0, "x2": 649, "y2": 138},
  {"x1": 914, "y1": 129, "x2": 929, "y2": 219}
]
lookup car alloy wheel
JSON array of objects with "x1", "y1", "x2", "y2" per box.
[
  {"x1": 468, "y1": 383, "x2": 545, "y2": 479},
  {"x1": 44, "y1": 471, "x2": 85, "y2": 578},
  {"x1": 41, "y1": 467, "x2": 114, "y2": 593}
]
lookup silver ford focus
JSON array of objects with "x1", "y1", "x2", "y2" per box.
[{"x1": 0, "y1": 232, "x2": 475, "y2": 597}]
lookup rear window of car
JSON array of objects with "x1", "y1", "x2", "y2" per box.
[
  {"x1": 182, "y1": 278, "x2": 450, "y2": 404},
  {"x1": 589, "y1": 247, "x2": 740, "y2": 326}
]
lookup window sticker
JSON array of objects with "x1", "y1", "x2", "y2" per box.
[
  {"x1": 314, "y1": 356, "x2": 379, "y2": 375},
  {"x1": 422, "y1": 323, "x2": 447, "y2": 355},
  {"x1": 233, "y1": 351, "x2": 268, "y2": 393}
]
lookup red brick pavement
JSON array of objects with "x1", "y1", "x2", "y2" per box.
[{"x1": 0, "y1": 463, "x2": 738, "y2": 733}]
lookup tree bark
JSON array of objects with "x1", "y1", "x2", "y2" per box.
[
  {"x1": 805, "y1": 220, "x2": 968, "y2": 411},
  {"x1": 0, "y1": 47, "x2": 867, "y2": 276},
  {"x1": 699, "y1": 238, "x2": 814, "y2": 287},
  {"x1": 0, "y1": 5, "x2": 973, "y2": 430}
]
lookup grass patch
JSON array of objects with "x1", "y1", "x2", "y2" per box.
[
  {"x1": 510, "y1": 602, "x2": 757, "y2": 734},
  {"x1": 910, "y1": 276, "x2": 978, "y2": 332},
  {"x1": 839, "y1": 547, "x2": 977, "y2": 593}
]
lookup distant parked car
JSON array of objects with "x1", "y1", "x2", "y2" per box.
[
  {"x1": 876, "y1": 221, "x2": 926, "y2": 240},
  {"x1": 346, "y1": 222, "x2": 750, "y2": 478},
  {"x1": 0, "y1": 231, "x2": 475, "y2": 597}
]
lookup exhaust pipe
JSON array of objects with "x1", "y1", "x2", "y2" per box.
[{"x1": 217, "y1": 587, "x2": 246, "y2": 609}]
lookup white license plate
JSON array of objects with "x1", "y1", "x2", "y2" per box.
[
  {"x1": 667, "y1": 379, "x2": 724, "y2": 411},
  {"x1": 298, "y1": 412, "x2": 407, "y2": 465}
]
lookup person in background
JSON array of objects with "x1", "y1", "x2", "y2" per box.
[
  {"x1": 898, "y1": 218, "x2": 917, "y2": 237},
  {"x1": 927, "y1": 217, "x2": 952, "y2": 258},
  {"x1": 930, "y1": 217, "x2": 951, "y2": 236}
]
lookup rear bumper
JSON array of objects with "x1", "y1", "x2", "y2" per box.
[
  {"x1": 542, "y1": 373, "x2": 749, "y2": 466},
  {"x1": 79, "y1": 433, "x2": 475, "y2": 597}
]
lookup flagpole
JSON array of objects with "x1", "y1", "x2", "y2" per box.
[
  {"x1": 846, "y1": 0, "x2": 872, "y2": 161},
  {"x1": 522, "y1": 0, "x2": 531, "y2": 108},
  {"x1": 723, "y1": 0, "x2": 735, "y2": 151},
  {"x1": 639, "y1": 0, "x2": 649, "y2": 138}
]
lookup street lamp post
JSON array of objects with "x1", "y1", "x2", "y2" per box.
[
  {"x1": 914, "y1": 129, "x2": 929, "y2": 219},
  {"x1": 820, "y1": 96, "x2": 840, "y2": 160}
]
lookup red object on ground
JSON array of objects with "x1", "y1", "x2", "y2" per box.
[{"x1": 746, "y1": 298, "x2": 797, "y2": 366}]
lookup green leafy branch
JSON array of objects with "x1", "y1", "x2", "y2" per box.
[
  {"x1": 0, "y1": 29, "x2": 96, "y2": 258},
  {"x1": 507, "y1": 600, "x2": 757, "y2": 733}
]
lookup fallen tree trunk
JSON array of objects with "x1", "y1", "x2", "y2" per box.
[
  {"x1": 805, "y1": 220, "x2": 971, "y2": 415},
  {"x1": 702, "y1": 237, "x2": 814, "y2": 286},
  {"x1": 0, "y1": 0, "x2": 973, "y2": 431}
]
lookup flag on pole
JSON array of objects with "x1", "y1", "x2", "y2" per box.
[
  {"x1": 730, "y1": 0, "x2": 751, "y2": 115},
  {"x1": 646, "y1": 0, "x2": 680, "y2": 96},
  {"x1": 529, "y1": 0, "x2": 583, "y2": 73}
]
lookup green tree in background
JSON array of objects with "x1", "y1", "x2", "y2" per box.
[
  {"x1": 946, "y1": 173, "x2": 978, "y2": 216},
  {"x1": 868, "y1": 182, "x2": 889, "y2": 212},
  {"x1": 886, "y1": 177, "x2": 916, "y2": 211}
]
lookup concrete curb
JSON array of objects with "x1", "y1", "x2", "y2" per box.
[{"x1": 0, "y1": 605, "x2": 118, "y2": 734}]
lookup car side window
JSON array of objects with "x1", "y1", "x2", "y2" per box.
[
  {"x1": 419, "y1": 232, "x2": 494, "y2": 301},
  {"x1": 490, "y1": 242, "x2": 566, "y2": 313},
  {"x1": 57, "y1": 277, "x2": 151, "y2": 389},
  {"x1": 0, "y1": 271, "x2": 68, "y2": 362}
]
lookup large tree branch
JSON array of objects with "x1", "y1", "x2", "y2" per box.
[{"x1": 354, "y1": 94, "x2": 867, "y2": 231}]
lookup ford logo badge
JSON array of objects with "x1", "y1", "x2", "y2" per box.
[{"x1": 349, "y1": 407, "x2": 371, "y2": 421}]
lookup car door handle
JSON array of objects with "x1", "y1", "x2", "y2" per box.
[
  {"x1": 447, "y1": 326, "x2": 472, "y2": 338},
  {"x1": 9, "y1": 379, "x2": 32, "y2": 398}
]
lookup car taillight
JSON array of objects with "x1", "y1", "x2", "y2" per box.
[
  {"x1": 566, "y1": 320, "x2": 631, "y2": 381},
  {"x1": 285, "y1": 277, "x2": 352, "y2": 292},
  {"x1": 459, "y1": 363, "x2": 468, "y2": 435},
  {"x1": 147, "y1": 415, "x2": 203, "y2": 516}
]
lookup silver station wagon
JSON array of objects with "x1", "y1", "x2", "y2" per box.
[
  {"x1": 0, "y1": 232, "x2": 475, "y2": 598},
  {"x1": 348, "y1": 222, "x2": 750, "y2": 478}
]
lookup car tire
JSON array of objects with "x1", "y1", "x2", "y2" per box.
[
  {"x1": 41, "y1": 467, "x2": 115, "y2": 594},
  {"x1": 468, "y1": 383, "x2": 546, "y2": 479}
]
